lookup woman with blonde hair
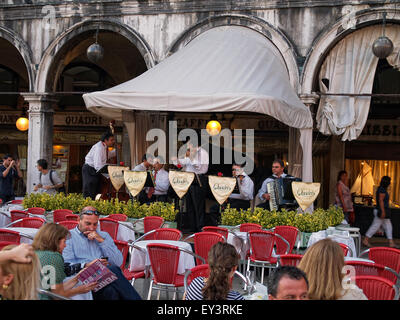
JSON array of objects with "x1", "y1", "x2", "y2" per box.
[
  {"x1": 0, "y1": 244, "x2": 41, "y2": 300},
  {"x1": 32, "y1": 223, "x2": 97, "y2": 299},
  {"x1": 185, "y1": 242, "x2": 244, "y2": 300},
  {"x1": 298, "y1": 238, "x2": 367, "y2": 300}
]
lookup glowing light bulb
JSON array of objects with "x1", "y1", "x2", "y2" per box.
[{"x1": 206, "y1": 120, "x2": 221, "y2": 136}]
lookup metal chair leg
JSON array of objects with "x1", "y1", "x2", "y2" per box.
[{"x1": 147, "y1": 281, "x2": 153, "y2": 300}]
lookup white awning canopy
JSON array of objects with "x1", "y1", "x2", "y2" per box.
[
  {"x1": 83, "y1": 26, "x2": 313, "y2": 183},
  {"x1": 83, "y1": 26, "x2": 312, "y2": 129}
]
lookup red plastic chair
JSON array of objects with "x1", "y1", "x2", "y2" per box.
[
  {"x1": 247, "y1": 230, "x2": 285, "y2": 284},
  {"x1": 338, "y1": 243, "x2": 351, "y2": 257},
  {"x1": 147, "y1": 243, "x2": 204, "y2": 300},
  {"x1": 9, "y1": 199, "x2": 23, "y2": 205},
  {"x1": 108, "y1": 214, "x2": 128, "y2": 222},
  {"x1": 355, "y1": 275, "x2": 398, "y2": 300},
  {"x1": 279, "y1": 254, "x2": 303, "y2": 267},
  {"x1": 99, "y1": 218, "x2": 119, "y2": 240},
  {"x1": 65, "y1": 214, "x2": 79, "y2": 221},
  {"x1": 114, "y1": 240, "x2": 146, "y2": 285},
  {"x1": 183, "y1": 264, "x2": 210, "y2": 292},
  {"x1": 26, "y1": 207, "x2": 46, "y2": 215},
  {"x1": 0, "y1": 229, "x2": 21, "y2": 243},
  {"x1": 239, "y1": 223, "x2": 262, "y2": 233},
  {"x1": 360, "y1": 247, "x2": 400, "y2": 276},
  {"x1": 10, "y1": 210, "x2": 29, "y2": 222},
  {"x1": 58, "y1": 220, "x2": 79, "y2": 230},
  {"x1": 11, "y1": 217, "x2": 46, "y2": 229},
  {"x1": 0, "y1": 241, "x2": 20, "y2": 250},
  {"x1": 202, "y1": 226, "x2": 229, "y2": 241},
  {"x1": 143, "y1": 216, "x2": 164, "y2": 239},
  {"x1": 274, "y1": 225, "x2": 299, "y2": 254},
  {"x1": 345, "y1": 260, "x2": 399, "y2": 285},
  {"x1": 53, "y1": 209, "x2": 74, "y2": 223},
  {"x1": 136, "y1": 228, "x2": 182, "y2": 242},
  {"x1": 185, "y1": 232, "x2": 225, "y2": 265}
]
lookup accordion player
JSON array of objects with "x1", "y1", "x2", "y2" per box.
[{"x1": 259, "y1": 176, "x2": 301, "y2": 211}]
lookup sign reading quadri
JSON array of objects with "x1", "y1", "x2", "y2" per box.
[
  {"x1": 124, "y1": 171, "x2": 148, "y2": 197},
  {"x1": 208, "y1": 176, "x2": 237, "y2": 205},
  {"x1": 169, "y1": 171, "x2": 195, "y2": 199},
  {"x1": 291, "y1": 182, "x2": 321, "y2": 212},
  {"x1": 108, "y1": 166, "x2": 129, "y2": 192}
]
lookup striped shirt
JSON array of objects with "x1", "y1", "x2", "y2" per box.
[
  {"x1": 62, "y1": 226, "x2": 123, "y2": 268},
  {"x1": 185, "y1": 277, "x2": 244, "y2": 300}
]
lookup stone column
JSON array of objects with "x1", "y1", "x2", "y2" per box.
[{"x1": 22, "y1": 93, "x2": 57, "y2": 195}]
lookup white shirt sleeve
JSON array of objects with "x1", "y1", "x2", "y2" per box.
[
  {"x1": 93, "y1": 143, "x2": 107, "y2": 171},
  {"x1": 155, "y1": 170, "x2": 170, "y2": 194}
]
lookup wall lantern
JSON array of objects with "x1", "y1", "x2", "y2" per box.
[{"x1": 16, "y1": 108, "x2": 29, "y2": 131}]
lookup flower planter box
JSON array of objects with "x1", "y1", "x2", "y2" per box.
[{"x1": 163, "y1": 221, "x2": 177, "y2": 229}]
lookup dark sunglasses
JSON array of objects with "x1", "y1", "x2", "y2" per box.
[{"x1": 81, "y1": 210, "x2": 101, "y2": 216}]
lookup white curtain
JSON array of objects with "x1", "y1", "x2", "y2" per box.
[{"x1": 317, "y1": 25, "x2": 400, "y2": 141}]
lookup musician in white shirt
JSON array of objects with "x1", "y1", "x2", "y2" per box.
[
  {"x1": 228, "y1": 163, "x2": 254, "y2": 210},
  {"x1": 146, "y1": 158, "x2": 170, "y2": 203},
  {"x1": 256, "y1": 159, "x2": 287, "y2": 210},
  {"x1": 133, "y1": 154, "x2": 153, "y2": 172},
  {"x1": 82, "y1": 132, "x2": 116, "y2": 199},
  {"x1": 171, "y1": 141, "x2": 209, "y2": 232}
]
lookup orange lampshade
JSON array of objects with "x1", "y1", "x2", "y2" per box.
[
  {"x1": 206, "y1": 120, "x2": 221, "y2": 136},
  {"x1": 16, "y1": 117, "x2": 29, "y2": 131}
]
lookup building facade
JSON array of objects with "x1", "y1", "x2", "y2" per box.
[{"x1": 0, "y1": 0, "x2": 399, "y2": 208}]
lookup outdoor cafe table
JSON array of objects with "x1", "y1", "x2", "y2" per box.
[
  {"x1": 227, "y1": 231, "x2": 249, "y2": 260},
  {"x1": 0, "y1": 204, "x2": 25, "y2": 227},
  {"x1": 307, "y1": 230, "x2": 357, "y2": 257},
  {"x1": 3, "y1": 227, "x2": 38, "y2": 244},
  {"x1": 128, "y1": 240, "x2": 195, "y2": 275}
]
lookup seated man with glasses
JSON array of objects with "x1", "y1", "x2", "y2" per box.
[{"x1": 62, "y1": 206, "x2": 142, "y2": 300}]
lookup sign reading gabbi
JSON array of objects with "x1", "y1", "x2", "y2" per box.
[
  {"x1": 108, "y1": 166, "x2": 129, "y2": 192},
  {"x1": 208, "y1": 176, "x2": 237, "y2": 205},
  {"x1": 169, "y1": 171, "x2": 195, "y2": 199},
  {"x1": 124, "y1": 171, "x2": 148, "y2": 197},
  {"x1": 291, "y1": 182, "x2": 321, "y2": 212}
]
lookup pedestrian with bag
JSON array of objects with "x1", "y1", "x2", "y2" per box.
[{"x1": 33, "y1": 159, "x2": 65, "y2": 195}]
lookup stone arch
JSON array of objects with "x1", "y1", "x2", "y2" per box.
[
  {"x1": 0, "y1": 26, "x2": 35, "y2": 92},
  {"x1": 167, "y1": 14, "x2": 300, "y2": 91},
  {"x1": 301, "y1": 7, "x2": 400, "y2": 95},
  {"x1": 36, "y1": 19, "x2": 156, "y2": 92}
]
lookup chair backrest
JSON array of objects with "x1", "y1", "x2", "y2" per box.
[
  {"x1": 0, "y1": 241, "x2": 20, "y2": 250},
  {"x1": 58, "y1": 220, "x2": 79, "y2": 230},
  {"x1": 10, "y1": 210, "x2": 29, "y2": 222},
  {"x1": 114, "y1": 239, "x2": 129, "y2": 269},
  {"x1": 274, "y1": 225, "x2": 298, "y2": 254},
  {"x1": 338, "y1": 243, "x2": 350, "y2": 257},
  {"x1": 194, "y1": 232, "x2": 225, "y2": 265},
  {"x1": 143, "y1": 216, "x2": 164, "y2": 235},
  {"x1": 108, "y1": 214, "x2": 128, "y2": 222},
  {"x1": 368, "y1": 247, "x2": 400, "y2": 274},
  {"x1": 153, "y1": 228, "x2": 182, "y2": 241},
  {"x1": 65, "y1": 214, "x2": 79, "y2": 221},
  {"x1": 202, "y1": 226, "x2": 229, "y2": 240},
  {"x1": 239, "y1": 223, "x2": 262, "y2": 232},
  {"x1": 26, "y1": 207, "x2": 46, "y2": 215},
  {"x1": 53, "y1": 209, "x2": 74, "y2": 223},
  {"x1": 10, "y1": 200, "x2": 23, "y2": 205},
  {"x1": 184, "y1": 264, "x2": 210, "y2": 291},
  {"x1": 355, "y1": 275, "x2": 397, "y2": 300},
  {"x1": 0, "y1": 229, "x2": 21, "y2": 243},
  {"x1": 248, "y1": 230, "x2": 275, "y2": 261},
  {"x1": 14, "y1": 217, "x2": 46, "y2": 229},
  {"x1": 99, "y1": 218, "x2": 119, "y2": 239},
  {"x1": 279, "y1": 254, "x2": 303, "y2": 266},
  {"x1": 346, "y1": 260, "x2": 397, "y2": 284},
  {"x1": 147, "y1": 243, "x2": 180, "y2": 285}
]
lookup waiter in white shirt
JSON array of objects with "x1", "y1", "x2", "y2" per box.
[
  {"x1": 146, "y1": 157, "x2": 169, "y2": 203},
  {"x1": 171, "y1": 140, "x2": 209, "y2": 232},
  {"x1": 82, "y1": 131, "x2": 116, "y2": 200}
]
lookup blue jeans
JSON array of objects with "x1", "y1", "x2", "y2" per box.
[{"x1": 92, "y1": 265, "x2": 142, "y2": 300}]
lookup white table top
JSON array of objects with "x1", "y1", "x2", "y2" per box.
[
  {"x1": 307, "y1": 230, "x2": 357, "y2": 257},
  {"x1": 129, "y1": 240, "x2": 195, "y2": 274}
]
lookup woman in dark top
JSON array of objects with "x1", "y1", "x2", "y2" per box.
[
  {"x1": 363, "y1": 176, "x2": 398, "y2": 248},
  {"x1": 185, "y1": 242, "x2": 244, "y2": 300}
]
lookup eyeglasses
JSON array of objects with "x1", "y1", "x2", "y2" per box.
[{"x1": 81, "y1": 210, "x2": 100, "y2": 216}]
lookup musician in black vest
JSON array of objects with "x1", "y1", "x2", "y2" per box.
[
  {"x1": 82, "y1": 131, "x2": 116, "y2": 200},
  {"x1": 171, "y1": 140, "x2": 209, "y2": 232},
  {"x1": 256, "y1": 159, "x2": 290, "y2": 211}
]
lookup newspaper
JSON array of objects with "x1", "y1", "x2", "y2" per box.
[{"x1": 78, "y1": 260, "x2": 118, "y2": 292}]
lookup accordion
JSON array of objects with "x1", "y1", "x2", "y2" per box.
[{"x1": 266, "y1": 176, "x2": 301, "y2": 211}]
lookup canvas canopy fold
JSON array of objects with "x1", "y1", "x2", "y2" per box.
[{"x1": 83, "y1": 26, "x2": 313, "y2": 182}]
